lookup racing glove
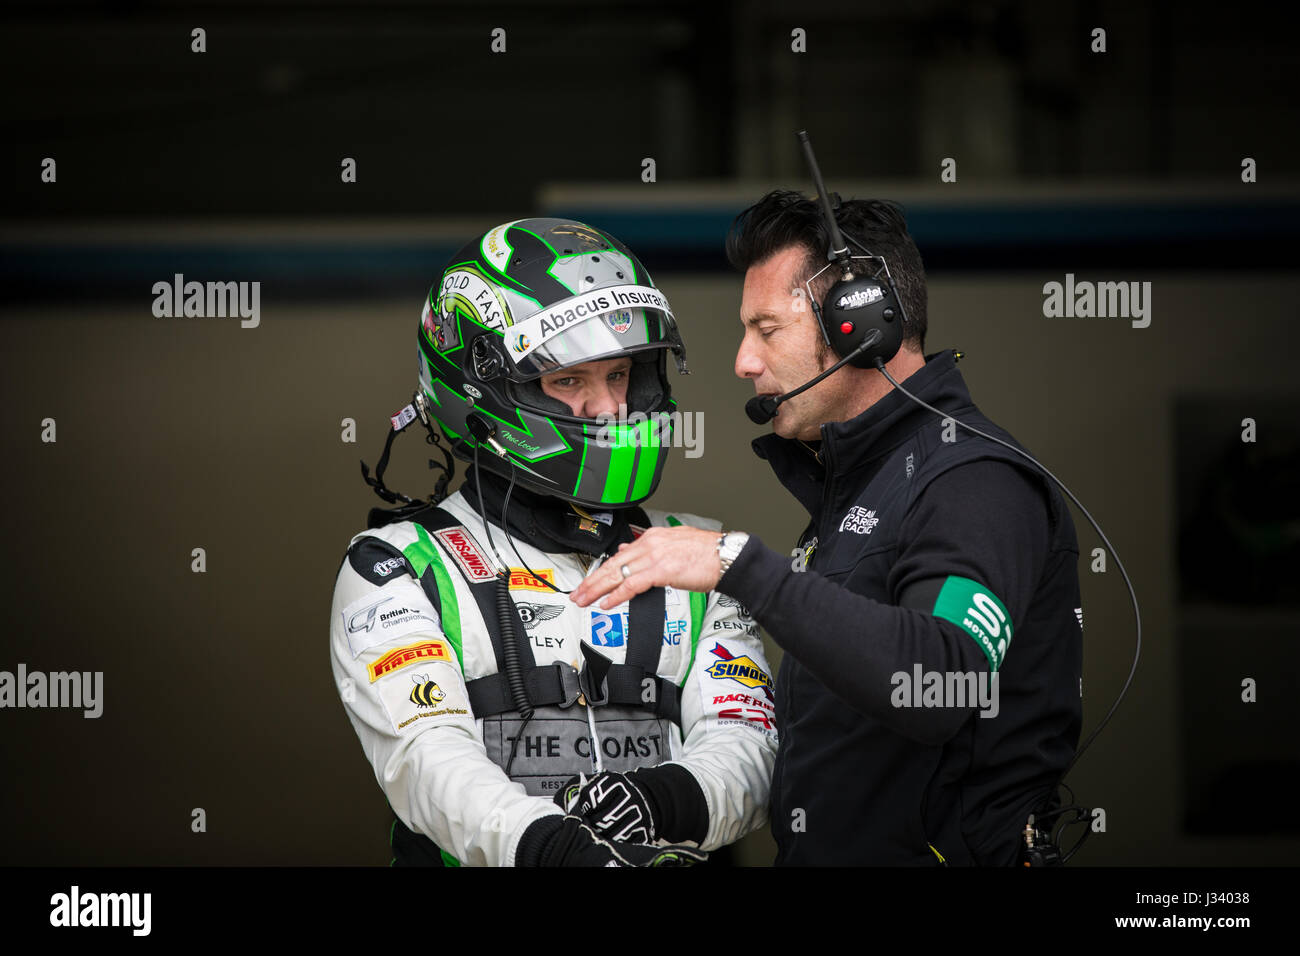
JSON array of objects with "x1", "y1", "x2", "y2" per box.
[
  {"x1": 554, "y1": 765, "x2": 708, "y2": 845},
  {"x1": 515, "y1": 814, "x2": 707, "y2": 867}
]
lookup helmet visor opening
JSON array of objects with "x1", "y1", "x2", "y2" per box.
[{"x1": 508, "y1": 349, "x2": 671, "y2": 421}]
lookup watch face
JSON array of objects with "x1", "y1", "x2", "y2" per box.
[{"x1": 720, "y1": 532, "x2": 747, "y2": 562}]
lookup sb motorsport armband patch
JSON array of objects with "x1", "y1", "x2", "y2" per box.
[{"x1": 930, "y1": 576, "x2": 1012, "y2": 672}]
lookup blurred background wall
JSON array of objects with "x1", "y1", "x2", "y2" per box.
[{"x1": 2, "y1": 0, "x2": 1297, "y2": 865}]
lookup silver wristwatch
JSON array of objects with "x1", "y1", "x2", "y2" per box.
[{"x1": 716, "y1": 531, "x2": 750, "y2": 575}]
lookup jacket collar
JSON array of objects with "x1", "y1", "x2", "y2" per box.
[
  {"x1": 458, "y1": 467, "x2": 640, "y2": 558},
  {"x1": 752, "y1": 349, "x2": 973, "y2": 518}
]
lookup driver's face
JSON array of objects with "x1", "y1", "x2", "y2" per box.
[{"x1": 539, "y1": 356, "x2": 633, "y2": 418}]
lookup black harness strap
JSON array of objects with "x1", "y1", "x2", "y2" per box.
[
  {"x1": 404, "y1": 505, "x2": 586, "y2": 717},
  {"x1": 591, "y1": 524, "x2": 681, "y2": 721},
  {"x1": 466, "y1": 662, "x2": 582, "y2": 716},
  {"x1": 599, "y1": 585, "x2": 681, "y2": 720},
  {"x1": 369, "y1": 502, "x2": 681, "y2": 724}
]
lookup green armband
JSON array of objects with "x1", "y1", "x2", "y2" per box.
[{"x1": 930, "y1": 575, "x2": 1013, "y2": 672}]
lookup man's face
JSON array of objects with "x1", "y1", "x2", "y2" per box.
[
  {"x1": 539, "y1": 356, "x2": 632, "y2": 418},
  {"x1": 735, "y1": 244, "x2": 852, "y2": 441}
]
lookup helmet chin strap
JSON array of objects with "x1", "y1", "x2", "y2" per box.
[
  {"x1": 360, "y1": 392, "x2": 455, "y2": 506},
  {"x1": 359, "y1": 423, "x2": 411, "y2": 505}
]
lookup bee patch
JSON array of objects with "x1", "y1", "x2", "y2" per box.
[
  {"x1": 373, "y1": 657, "x2": 470, "y2": 735},
  {"x1": 407, "y1": 674, "x2": 448, "y2": 708}
]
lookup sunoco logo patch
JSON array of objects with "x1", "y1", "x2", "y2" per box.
[{"x1": 706, "y1": 643, "x2": 772, "y2": 695}]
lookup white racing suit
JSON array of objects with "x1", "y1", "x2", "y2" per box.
[{"x1": 329, "y1": 489, "x2": 777, "y2": 866}]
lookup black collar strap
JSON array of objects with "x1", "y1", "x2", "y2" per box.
[{"x1": 461, "y1": 467, "x2": 647, "y2": 558}]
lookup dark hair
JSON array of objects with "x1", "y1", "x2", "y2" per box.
[{"x1": 725, "y1": 189, "x2": 927, "y2": 353}]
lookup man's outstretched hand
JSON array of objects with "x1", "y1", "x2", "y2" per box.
[{"x1": 570, "y1": 526, "x2": 723, "y2": 609}]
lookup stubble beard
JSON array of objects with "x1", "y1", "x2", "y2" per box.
[{"x1": 774, "y1": 336, "x2": 839, "y2": 441}]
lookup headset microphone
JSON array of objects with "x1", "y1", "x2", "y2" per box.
[{"x1": 744, "y1": 329, "x2": 882, "y2": 424}]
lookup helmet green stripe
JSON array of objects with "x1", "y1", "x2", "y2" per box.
[
  {"x1": 600, "y1": 424, "x2": 637, "y2": 504},
  {"x1": 629, "y1": 419, "x2": 661, "y2": 501}
]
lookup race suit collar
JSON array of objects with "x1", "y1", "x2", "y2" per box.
[
  {"x1": 459, "y1": 467, "x2": 640, "y2": 558},
  {"x1": 752, "y1": 349, "x2": 974, "y2": 517}
]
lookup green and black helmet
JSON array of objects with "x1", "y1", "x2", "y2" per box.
[{"x1": 417, "y1": 218, "x2": 687, "y2": 509}]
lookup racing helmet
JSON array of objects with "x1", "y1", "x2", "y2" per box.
[{"x1": 417, "y1": 218, "x2": 687, "y2": 509}]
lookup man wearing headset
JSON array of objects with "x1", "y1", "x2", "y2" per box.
[
  {"x1": 572, "y1": 192, "x2": 1084, "y2": 865},
  {"x1": 330, "y1": 218, "x2": 776, "y2": 866}
]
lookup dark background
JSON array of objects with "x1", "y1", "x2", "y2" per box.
[{"x1": 1, "y1": 0, "x2": 1297, "y2": 865}]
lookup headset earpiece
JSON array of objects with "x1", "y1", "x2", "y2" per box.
[
  {"x1": 818, "y1": 269, "x2": 904, "y2": 369},
  {"x1": 797, "y1": 126, "x2": 906, "y2": 370}
]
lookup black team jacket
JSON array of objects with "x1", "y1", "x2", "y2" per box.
[{"x1": 718, "y1": 349, "x2": 1083, "y2": 865}]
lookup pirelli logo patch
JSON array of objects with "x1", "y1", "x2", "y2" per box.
[
  {"x1": 931, "y1": 576, "x2": 1012, "y2": 672},
  {"x1": 508, "y1": 567, "x2": 556, "y2": 591},
  {"x1": 368, "y1": 639, "x2": 455, "y2": 682}
]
